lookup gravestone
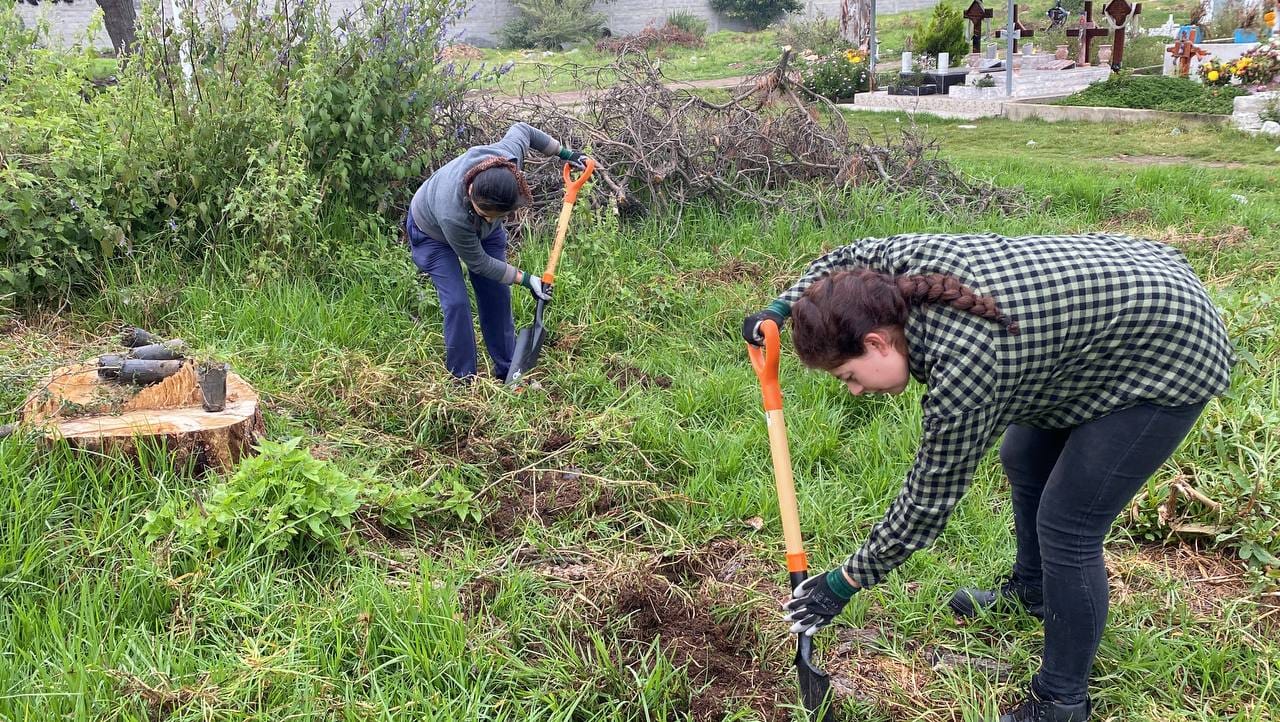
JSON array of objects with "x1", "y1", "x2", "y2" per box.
[
  {"x1": 995, "y1": 4, "x2": 1036, "y2": 53},
  {"x1": 1103, "y1": 0, "x2": 1142, "y2": 71},
  {"x1": 1067, "y1": 1, "x2": 1109, "y2": 66},
  {"x1": 965, "y1": 0, "x2": 996, "y2": 54}
]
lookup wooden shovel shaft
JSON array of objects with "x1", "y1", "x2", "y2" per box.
[
  {"x1": 766, "y1": 408, "x2": 809, "y2": 577},
  {"x1": 541, "y1": 199, "x2": 575, "y2": 285}
]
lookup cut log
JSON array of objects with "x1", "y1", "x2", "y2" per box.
[{"x1": 21, "y1": 362, "x2": 264, "y2": 473}]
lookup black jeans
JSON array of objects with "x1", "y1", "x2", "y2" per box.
[{"x1": 1000, "y1": 402, "x2": 1207, "y2": 704}]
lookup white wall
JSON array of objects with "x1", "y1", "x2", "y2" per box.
[{"x1": 15, "y1": 0, "x2": 947, "y2": 51}]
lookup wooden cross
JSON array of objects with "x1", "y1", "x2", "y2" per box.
[
  {"x1": 1166, "y1": 25, "x2": 1205, "y2": 77},
  {"x1": 1104, "y1": 0, "x2": 1142, "y2": 71},
  {"x1": 1066, "y1": 1, "x2": 1109, "y2": 66},
  {"x1": 994, "y1": 4, "x2": 1036, "y2": 54},
  {"x1": 964, "y1": 0, "x2": 995, "y2": 54}
]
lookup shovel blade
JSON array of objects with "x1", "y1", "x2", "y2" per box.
[
  {"x1": 796, "y1": 634, "x2": 835, "y2": 722},
  {"x1": 505, "y1": 299, "x2": 548, "y2": 387}
]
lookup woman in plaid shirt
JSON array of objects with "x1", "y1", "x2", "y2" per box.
[{"x1": 742, "y1": 233, "x2": 1234, "y2": 722}]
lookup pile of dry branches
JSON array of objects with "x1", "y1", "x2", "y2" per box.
[
  {"x1": 594, "y1": 25, "x2": 704, "y2": 54},
  {"x1": 443, "y1": 51, "x2": 1035, "y2": 225}
]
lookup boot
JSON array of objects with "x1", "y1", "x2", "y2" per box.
[
  {"x1": 998, "y1": 686, "x2": 1091, "y2": 721},
  {"x1": 949, "y1": 574, "x2": 1044, "y2": 620}
]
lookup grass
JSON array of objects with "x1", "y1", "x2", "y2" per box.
[
  {"x1": 476, "y1": 30, "x2": 782, "y2": 94},
  {"x1": 2, "y1": 118, "x2": 1279, "y2": 721}
]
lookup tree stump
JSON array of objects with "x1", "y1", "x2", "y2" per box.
[{"x1": 21, "y1": 362, "x2": 265, "y2": 473}]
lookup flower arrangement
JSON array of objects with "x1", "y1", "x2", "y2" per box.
[
  {"x1": 802, "y1": 49, "x2": 873, "y2": 100},
  {"x1": 1199, "y1": 56, "x2": 1235, "y2": 85},
  {"x1": 1231, "y1": 44, "x2": 1280, "y2": 87}
]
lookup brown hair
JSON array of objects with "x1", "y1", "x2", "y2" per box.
[
  {"x1": 462, "y1": 157, "x2": 532, "y2": 212},
  {"x1": 792, "y1": 268, "x2": 1019, "y2": 370}
]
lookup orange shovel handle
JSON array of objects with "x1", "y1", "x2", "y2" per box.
[{"x1": 746, "y1": 319, "x2": 783, "y2": 412}]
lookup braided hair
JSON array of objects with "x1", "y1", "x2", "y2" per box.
[
  {"x1": 462, "y1": 157, "x2": 532, "y2": 213},
  {"x1": 792, "y1": 268, "x2": 1019, "y2": 370}
]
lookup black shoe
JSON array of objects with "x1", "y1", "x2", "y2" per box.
[
  {"x1": 949, "y1": 575, "x2": 1045, "y2": 620},
  {"x1": 998, "y1": 691, "x2": 1091, "y2": 721}
]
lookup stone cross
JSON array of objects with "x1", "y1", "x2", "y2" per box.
[
  {"x1": 964, "y1": 0, "x2": 995, "y2": 54},
  {"x1": 1066, "y1": 1, "x2": 1109, "y2": 66},
  {"x1": 995, "y1": 4, "x2": 1036, "y2": 54},
  {"x1": 1104, "y1": 0, "x2": 1142, "y2": 71},
  {"x1": 1166, "y1": 25, "x2": 1206, "y2": 77}
]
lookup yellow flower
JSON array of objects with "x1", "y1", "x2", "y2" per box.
[
  {"x1": 845, "y1": 50, "x2": 857, "y2": 61},
  {"x1": 1208, "y1": 70, "x2": 1220, "y2": 81}
]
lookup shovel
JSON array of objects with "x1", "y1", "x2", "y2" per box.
[
  {"x1": 747, "y1": 319, "x2": 836, "y2": 722},
  {"x1": 505, "y1": 157, "x2": 596, "y2": 387}
]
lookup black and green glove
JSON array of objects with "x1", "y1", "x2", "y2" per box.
[
  {"x1": 519, "y1": 270, "x2": 552, "y2": 301},
  {"x1": 783, "y1": 567, "x2": 858, "y2": 636},
  {"x1": 742, "y1": 300, "x2": 791, "y2": 346},
  {"x1": 558, "y1": 147, "x2": 587, "y2": 170}
]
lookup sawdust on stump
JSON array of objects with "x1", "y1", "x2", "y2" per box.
[{"x1": 22, "y1": 362, "x2": 264, "y2": 473}]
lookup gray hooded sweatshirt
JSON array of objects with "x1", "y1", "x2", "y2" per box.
[{"x1": 409, "y1": 123, "x2": 562, "y2": 284}]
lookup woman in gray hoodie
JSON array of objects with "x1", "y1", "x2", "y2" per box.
[{"x1": 406, "y1": 122, "x2": 588, "y2": 380}]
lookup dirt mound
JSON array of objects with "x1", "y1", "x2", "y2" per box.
[
  {"x1": 604, "y1": 357, "x2": 673, "y2": 391},
  {"x1": 485, "y1": 469, "x2": 620, "y2": 536},
  {"x1": 615, "y1": 576, "x2": 791, "y2": 722}
]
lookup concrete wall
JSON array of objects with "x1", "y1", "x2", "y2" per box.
[
  {"x1": 15, "y1": 0, "x2": 945, "y2": 51},
  {"x1": 1232, "y1": 89, "x2": 1280, "y2": 133}
]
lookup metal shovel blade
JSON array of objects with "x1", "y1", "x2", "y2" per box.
[
  {"x1": 796, "y1": 633, "x2": 835, "y2": 722},
  {"x1": 505, "y1": 298, "x2": 548, "y2": 387}
]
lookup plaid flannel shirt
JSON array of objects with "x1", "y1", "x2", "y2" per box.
[{"x1": 773, "y1": 233, "x2": 1235, "y2": 587}]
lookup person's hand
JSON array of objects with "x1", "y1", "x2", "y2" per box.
[
  {"x1": 742, "y1": 308, "x2": 785, "y2": 346},
  {"x1": 783, "y1": 568, "x2": 858, "y2": 636},
  {"x1": 520, "y1": 271, "x2": 553, "y2": 301},
  {"x1": 559, "y1": 148, "x2": 588, "y2": 170}
]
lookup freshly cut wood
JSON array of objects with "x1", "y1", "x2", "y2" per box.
[{"x1": 21, "y1": 362, "x2": 264, "y2": 472}]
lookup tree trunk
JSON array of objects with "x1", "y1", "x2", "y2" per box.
[
  {"x1": 23, "y1": 363, "x2": 265, "y2": 473},
  {"x1": 95, "y1": 0, "x2": 137, "y2": 55},
  {"x1": 840, "y1": 0, "x2": 872, "y2": 49}
]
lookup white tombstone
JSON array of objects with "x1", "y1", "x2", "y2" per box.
[
  {"x1": 901, "y1": 51, "x2": 913, "y2": 72},
  {"x1": 939, "y1": 52, "x2": 950, "y2": 69}
]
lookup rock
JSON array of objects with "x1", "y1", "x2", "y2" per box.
[
  {"x1": 1026, "y1": 140, "x2": 1038, "y2": 146},
  {"x1": 1261, "y1": 121, "x2": 1280, "y2": 135},
  {"x1": 957, "y1": 124, "x2": 978, "y2": 129},
  {"x1": 1170, "y1": 127, "x2": 1183, "y2": 136},
  {"x1": 1231, "y1": 194, "x2": 1248, "y2": 205}
]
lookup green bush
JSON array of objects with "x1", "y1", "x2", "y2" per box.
[
  {"x1": 666, "y1": 10, "x2": 709, "y2": 38},
  {"x1": 1055, "y1": 73, "x2": 1248, "y2": 114},
  {"x1": 143, "y1": 438, "x2": 362, "y2": 553},
  {"x1": 915, "y1": 1, "x2": 968, "y2": 66},
  {"x1": 709, "y1": 0, "x2": 802, "y2": 31},
  {"x1": 1, "y1": 0, "x2": 483, "y2": 302},
  {"x1": 778, "y1": 16, "x2": 843, "y2": 56},
  {"x1": 500, "y1": 0, "x2": 607, "y2": 49}
]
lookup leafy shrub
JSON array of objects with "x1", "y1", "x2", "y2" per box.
[
  {"x1": 1, "y1": 0, "x2": 484, "y2": 303},
  {"x1": 1056, "y1": 73, "x2": 1247, "y2": 114},
  {"x1": 803, "y1": 50, "x2": 872, "y2": 100},
  {"x1": 778, "y1": 16, "x2": 843, "y2": 56},
  {"x1": 975, "y1": 73, "x2": 996, "y2": 88},
  {"x1": 143, "y1": 438, "x2": 362, "y2": 553},
  {"x1": 708, "y1": 0, "x2": 802, "y2": 31},
  {"x1": 666, "y1": 10, "x2": 708, "y2": 38},
  {"x1": 595, "y1": 23, "x2": 704, "y2": 53},
  {"x1": 915, "y1": 1, "x2": 968, "y2": 66},
  {"x1": 142, "y1": 437, "x2": 484, "y2": 554},
  {"x1": 500, "y1": 0, "x2": 606, "y2": 49}
]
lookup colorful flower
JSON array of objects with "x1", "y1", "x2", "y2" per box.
[{"x1": 1207, "y1": 70, "x2": 1219, "y2": 81}]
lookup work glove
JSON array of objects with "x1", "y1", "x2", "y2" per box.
[
  {"x1": 742, "y1": 308, "x2": 786, "y2": 346},
  {"x1": 520, "y1": 271, "x2": 553, "y2": 302},
  {"x1": 558, "y1": 147, "x2": 588, "y2": 170},
  {"x1": 783, "y1": 568, "x2": 858, "y2": 636}
]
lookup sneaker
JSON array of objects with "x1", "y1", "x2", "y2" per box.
[
  {"x1": 949, "y1": 575, "x2": 1045, "y2": 620},
  {"x1": 998, "y1": 689, "x2": 1091, "y2": 721}
]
